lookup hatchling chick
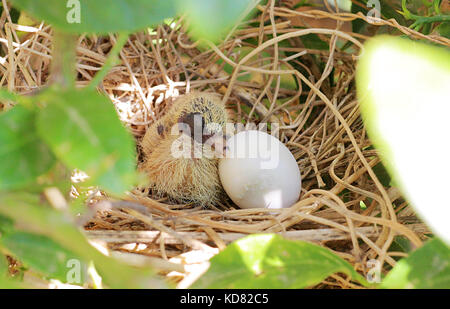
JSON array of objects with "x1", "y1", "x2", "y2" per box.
[{"x1": 140, "y1": 92, "x2": 229, "y2": 206}]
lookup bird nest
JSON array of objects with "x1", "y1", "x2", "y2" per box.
[{"x1": 3, "y1": 1, "x2": 448, "y2": 289}]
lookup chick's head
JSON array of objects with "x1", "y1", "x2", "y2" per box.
[{"x1": 176, "y1": 93, "x2": 228, "y2": 146}]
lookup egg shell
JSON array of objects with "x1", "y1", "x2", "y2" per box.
[{"x1": 219, "y1": 130, "x2": 301, "y2": 209}]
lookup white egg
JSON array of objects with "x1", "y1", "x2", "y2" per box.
[{"x1": 219, "y1": 130, "x2": 301, "y2": 209}]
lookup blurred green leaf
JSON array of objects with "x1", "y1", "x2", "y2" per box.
[
  {"x1": 0, "y1": 277, "x2": 29, "y2": 289},
  {"x1": 36, "y1": 88, "x2": 137, "y2": 195},
  {"x1": 389, "y1": 236, "x2": 413, "y2": 262},
  {"x1": 18, "y1": 162, "x2": 73, "y2": 196},
  {"x1": 382, "y1": 238, "x2": 450, "y2": 288},
  {"x1": 0, "y1": 105, "x2": 55, "y2": 190},
  {"x1": 391, "y1": 236, "x2": 413, "y2": 254},
  {"x1": 437, "y1": 22, "x2": 450, "y2": 38},
  {"x1": 0, "y1": 193, "x2": 166, "y2": 288},
  {"x1": 10, "y1": 0, "x2": 177, "y2": 34},
  {"x1": 0, "y1": 253, "x2": 7, "y2": 277},
  {"x1": 0, "y1": 88, "x2": 21, "y2": 102},
  {"x1": 0, "y1": 214, "x2": 14, "y2": 234},
  {"x1": 356, "y1": 35, "x2": 450, "y2": 244},
  {"x1": 178, "y1": 0, "x2": 255, "y2": 42},
  {"x1": 1, "y1": 234, "x2": 30, "y2": 289},
  {"x1": 192, "y1": 234, "x2": 367, "y2": 288},
  {"x1": 0, "y1": 232, "x2": 85, "y2": 283}
]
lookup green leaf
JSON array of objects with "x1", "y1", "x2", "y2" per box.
[
  {"x1": 0, "y1": 277, "x2": 30, "y2": 289},
  {"x1": 192, "y1": 234, "x2": 367, "y2": 288},
  {"x1": 389, "y1": 236, "x2": 413, "y2": 262},
  {"x1": 390, "y1": 236, "x2": 413, "y2": 254},
  {"x1": 437, "y1": 22, "x2": 450, "y2": 39},
  {"x1": 356, "y1": 35, "x2": 450, "y2": 244},
  {"x1": 0, "y1": 253, "x2": 7, "y2": 277},
  {"x1": 178, "y1": 0, "x2": 255, "y2": 42},
  {"x1": 382, "y1": 238, "x2": 450, "y2": 288},
  {"x1": 10, "y1": 0, "x2": 177, "y2": 34},
  {"x1": 0, "y1": 105, "x2": 55, "y2": 190},
  {"x1": 36, "y1": 88, "x2": 137, "y2": 195},
  {"x1": 0, "y1": 232, "x2": 85, "y2": 283},
  {"x1": 0, "y1": 88, "x2": 21, "y2": 102},
  {"x1": 0, "y1": 214, "x2": 14, "y2": 234},
  {"x1": 0, "y1": 193, "x2": 167, "y2": 288}
]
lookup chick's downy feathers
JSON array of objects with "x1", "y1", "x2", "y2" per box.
[{"x1": 140, "y1": 92, "x2": 228, "y2": 206}]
